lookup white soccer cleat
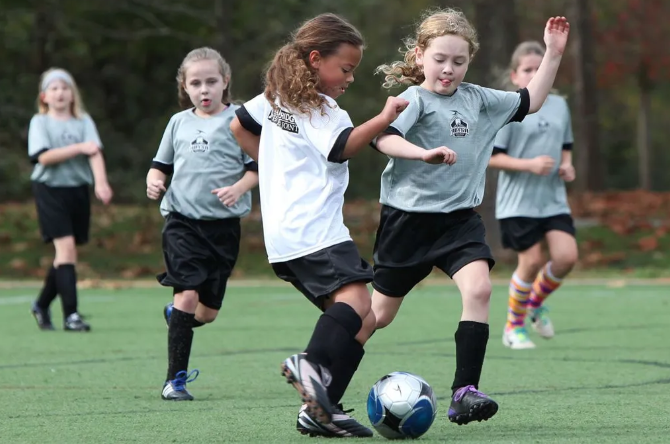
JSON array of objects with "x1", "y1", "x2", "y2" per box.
[
  {"x1": 502, "y1": 326, "x2": 536, "y2": 350},
  {"x1": 529, "y1": 306, "x2": 555, "y2": 339}
]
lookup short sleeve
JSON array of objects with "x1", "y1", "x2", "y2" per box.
[
  {"x1": 28, "y1": 115, "x2": 51, "y2": 164},
  {"x1": 82, "y1": 114, "x2": 103, "y2": 149},
  {"x1": 480, "y1": 86, "x2": 530, "y2": 129},
  {"x1": 302, "y1": 100, "x2": 354, "y2": 163},
  {"x1": 235, "y1": 93, "x2": 266, "y2": 136},
  {"x1": 151, "y1": 117, "x2": 175, "y2": 174},
  {"x1": 385, "y1": 88, "x2": 422, "y2": 137}
]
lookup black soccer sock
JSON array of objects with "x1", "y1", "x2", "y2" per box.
[
  {"x1": 36, "y1": 266, "x2": 58, "y2": 310},
  {"x1": 451, "y1": 321, "x2": 490, "y2": 392},
  {"x1": 304, "y1": 302, "x2": 364, "y2": 404},
  {"x1": 326, "y1": 338, "x2": 365, "y2": 405},
  {"x1": 192, "y1": 319, "x2": 206, "y2": 328},
  {"x1": 167, "y1": 308, "x2": 195, "y2": 381},
  {"x1": 55, "y1": 264, "x2": 78, "y2": 318}
]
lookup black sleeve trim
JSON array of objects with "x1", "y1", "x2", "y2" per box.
[
  {"x1": 562, "y1": 143, "x2": 573, "y2": 151},
  {"x1": 491, "y1": 147, "x2": 507, "y2": 156},
  {"x1": 327, "y1": 127, "x2": 354, "y2": 163},
  {"x1": 244, "y1": 161, "x2": 259, "y2": 172},
  {"x1": 510, "y1": 88, "x2": 530, "y2": 123},
  {"x1": 370, "y1": 126, "x2": 404, "y2": 151},
  {"x1": 29, "y1": 148, "x2": 49, "y2": 165},
  {"x1": 150, "y1": 160, "x2": 174, "y2": 175},
  {"x1": 235, "y1": 106, "x2": 262, "y2": 136}
]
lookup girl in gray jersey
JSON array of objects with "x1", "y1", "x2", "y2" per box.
[
  {"x1": 368, "y1": 9, "x2": 570, "y2": 426},
  {"x1": 146, "y1": 48, "x2": 258, "y2": 401},
  {"x1": 489, "y1": 41, "x2": 578, "y2": 350},
  {"x1": 29, "y1": 68, "x2": 113, "y2": 333}
]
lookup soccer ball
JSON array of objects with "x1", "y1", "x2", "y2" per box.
[{"x1": 366, "y1": 371, "x2": 438, "y2": 439}]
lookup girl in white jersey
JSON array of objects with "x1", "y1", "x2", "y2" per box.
[
  {"x1": 28, "y1": 68, "x2": 113, "y2": 333},
  {"x1": 231, "y1": 13, "x2": 450, "y2": 438},
  {"x1": 368, "y1": 9, "x2": 570, "y2": 426},
  {"x1": 146, "y1": 48, "x2": 259, "y2": 401},
  {"x1": 489, "y1": 41, "x2": 578, "y2": 350}
]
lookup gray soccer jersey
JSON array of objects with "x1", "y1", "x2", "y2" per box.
[
  {"x1": 28, "y1": 114, "x2": 103, "y2": 187},
  {"x1": 494, "y1": 94, "x2": 573, "y2": 219},
  {"x1": 152, "y1": 105, "x2": 256, "y2": 220},
  {"x1": 378, "y1": 83, "x2": 529, "y2": 213}
]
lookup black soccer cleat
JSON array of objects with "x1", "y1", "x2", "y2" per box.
[
  {"x1": 296, "y1": 403, "x2": 374, "y2": 438},
  {"x1": 31, "y1": 303, "x2": 55, "y2": 331},
  {"x1": 281, "y1": 353, "x2": 334, "y2": 425},
  {"x1": 64, "y1": 313, "x2": 91, "y2": 332},
  {"x1": 161, "y1": 369, "x2": 199, "y2": 401},
  {"x1": 448, "y1": 385, "x2": 498, "y2": 425}
]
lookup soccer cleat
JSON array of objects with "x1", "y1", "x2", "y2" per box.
[
  {"x1": 502, "y1": 326, "x2": 536, "y2": 350},
  {"x1": 163, "y1": 302, "x2": 173, "y2": 327},
  {"x1": 161, "y1": 369, "x2": 199, "y2": 401},
  {"x1": 529, "y1": 306, "x2": 554, "y2": 339},
  {"x1": 448, "y1": 385, "x2": 498, "y2": 425},
  {"x1": 64, "y1": 313, "x2": 91, "y2": 332},
  {"x1": 296, "y1": 403, "x2": 374, "y2": 438},
  {"x1": 31, "y1": 303, "x2": 55, "y2": 331},
  {"x1": 281, "y1": 353, "x2": 334, "y2": 424}
]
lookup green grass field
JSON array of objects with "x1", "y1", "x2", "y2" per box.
[{"x1": 2, "y1": 282, "x2": 669, "y2": 443}]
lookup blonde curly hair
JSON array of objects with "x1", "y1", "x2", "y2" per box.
[
  {"x1": 377, "y1": 8, "x2": 479, "y2": 89},
  {"x1": 264, "y1": 13, "x2": 364, "y2": 115}
]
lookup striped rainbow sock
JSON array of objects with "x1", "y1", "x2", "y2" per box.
[
  {"x1": 528, "y1": 262, "x2": 562, "y2": 309},
  {"x1": 505, "y1": 273, "x2": 533, "y2": 330}
]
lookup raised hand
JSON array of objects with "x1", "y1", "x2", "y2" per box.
[
  {"x1": 544, "y1": 16, "x2": 570, "y2": 56},
  {"x1": 380, "y1": 96, "x2": 409, "y2": 124}
]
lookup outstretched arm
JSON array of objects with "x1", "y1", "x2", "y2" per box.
[{"x1": 526, "y1": 17, "x2": 570, "y2": 113}]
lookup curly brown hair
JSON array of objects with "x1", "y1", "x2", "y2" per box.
[
  {"x1": 264, "y1": 13, "x2": 364, "y2": 116},
  {"x1": 376, "y1": 8, "x2": 479, "y2": 89},
  {"x1": 176, "y1": 47, "x2": 232, "y2": 109}
]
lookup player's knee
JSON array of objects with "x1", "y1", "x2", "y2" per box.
[
  {"x1": 521, "y1": 254, "x2": 545, "y2": 276},
  {"x1": 174, "y1": 290, "x2": 199, "y2": 312},
  {"x1": 198, "y1": 312, "x2": 217, "y2": 324},
  {"x1": 552, "y1": 249, "x2": 578, "y2": 274},
  {"x1": 462, "y1": 278, "x2": 492, "y2": 306}
]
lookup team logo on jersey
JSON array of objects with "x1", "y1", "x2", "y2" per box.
[
  {"x1": 60, "y1": 131, "x2": 79, "y2": 146},
  {"x1": 449, "y1": 111, "x2": 469, "y2": 138},
  {"x1": 538, "y1": 117, "x2": 550, "y2": 133},
  {"x1": 268, "y1": 108, "x2": 299, "y2": 134},
  {"x1": 190, "y1": 130, "x2": 209, "y2": 152}
]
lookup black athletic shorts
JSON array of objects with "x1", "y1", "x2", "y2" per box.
[
  {"x1": 372, "y1": 205, "x2": 495, "y2": 298},
  {"x1": 499, "y1": 213, "x2": 576, "y2": 252},
  {"x1": 271, "y1": 240, "x2": 373, "y2": 310},
  {"x1": 157, "y1": 212, "x2": 241, "y2": 310},
  {"x1": 32, "y1": 181, "x2": 91, "y2": 245}
]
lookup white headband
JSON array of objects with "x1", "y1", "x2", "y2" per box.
[{"x1": 41, "y1": 70, "x2": 74, "y2": 91}]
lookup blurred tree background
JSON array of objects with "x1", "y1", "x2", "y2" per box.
[{"x1": 2, "y1": 0, "x2": 670, "y2": 278}]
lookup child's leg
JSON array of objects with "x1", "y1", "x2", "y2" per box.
[
  {"x1": 370, "y1": 290, "x2": 404, "y2": 330},
  {"x1": 529, "y1": 230, "x2": 578, "y2": 308},
  {"x1": 506, "y1": 243, "x2": 544, "y2": 327},
  {"x1": 166, "y1": 290, "x2": 199, "y2": 381},
  {"x1": 312, "y1": 283, "x2": 372, "y2": 407},
  {"x1": 32, "y1": 264, "x2": 58, "y2": 330},
  {"x1": 528, "y1": 230, "x2": 578, "y2": 338},
  {"x1": 35, "y1": 265, "x2": 58, "y2": 310},
  {"x1": 52, "y1": 236, "x2": 90, "y2": 331},
  {"x1": 448, "y1": 260, "x2": 498, "y2": 425}
]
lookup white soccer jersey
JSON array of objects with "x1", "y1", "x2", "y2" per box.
[{"x1": 236, "y1": 94, "x2": 354, "y2": 263}]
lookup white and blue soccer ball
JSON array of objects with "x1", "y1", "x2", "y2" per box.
[{"x1": 367, "y1": 371, "x2": 438, "y2": 439}]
